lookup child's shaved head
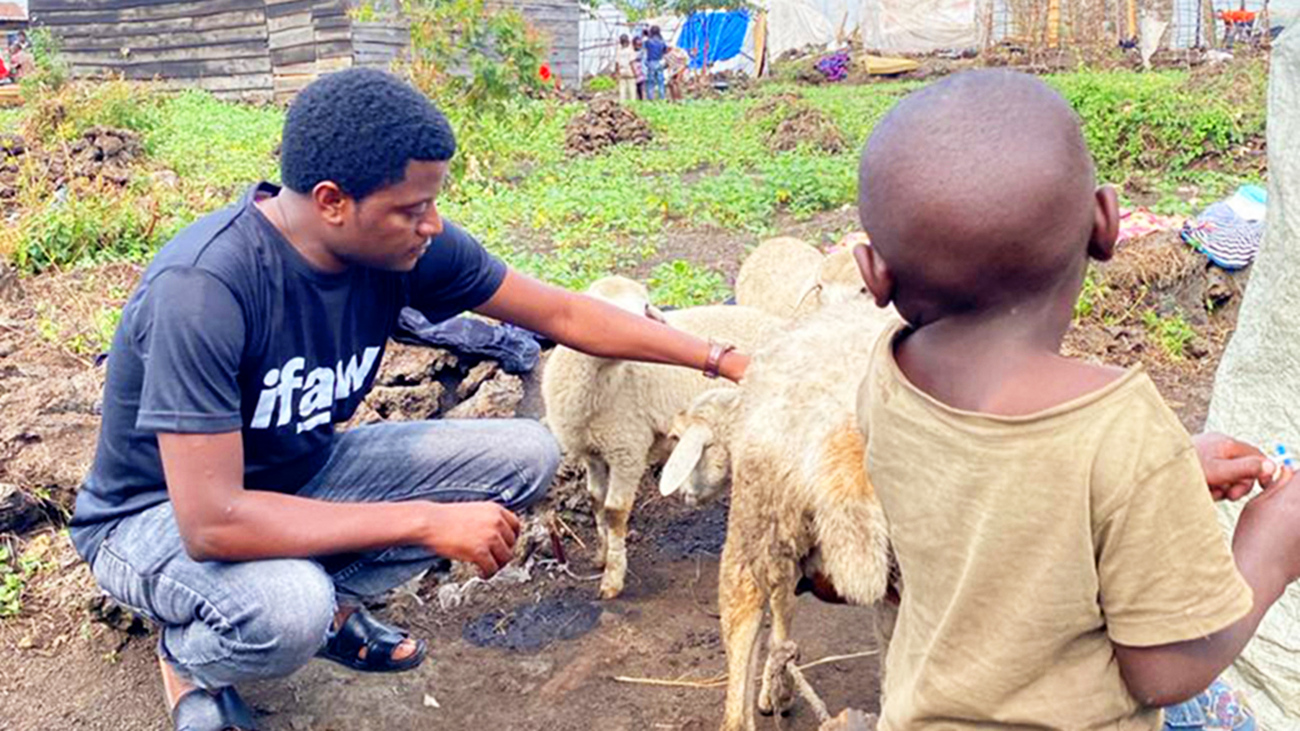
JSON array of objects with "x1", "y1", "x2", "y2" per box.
[{"x1": 859, "y1": 70, "x2": 1100, "y2": 319}]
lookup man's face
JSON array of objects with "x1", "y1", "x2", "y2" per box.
[{"x1": 334, "y1": 159, "x2": 448, "y2": 272}]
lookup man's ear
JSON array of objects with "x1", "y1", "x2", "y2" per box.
[
  {"x1": 852, "y1": 243, "x2": 894, "y2": 308},
  {"x1": 1088, "y1": 185, "x2": 1119, "y2": 263},
  {"x1": 311, "y1": 181, "x2": 351, "y2": 227}
]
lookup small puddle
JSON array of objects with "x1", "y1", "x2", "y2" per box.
[{"x1": 463, "y1": 591, "x2": 602, "y2": 652}]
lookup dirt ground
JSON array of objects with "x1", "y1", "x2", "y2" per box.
[{"x1": 0, "y1": 208, "x2": 1247, "y2": 730}]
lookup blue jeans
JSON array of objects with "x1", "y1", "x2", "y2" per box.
[
  {"x1": 646, "y1": 59, "x2": 665, "y2": 100},
  {"x1": 87, "y1": 419, "x2": 560, "y2": 689},
  {"x1": 1163, "y1": 679, "x2": 1256, "y2": 730}
]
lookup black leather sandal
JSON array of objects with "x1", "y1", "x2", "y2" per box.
[
  {"x1": 317, "y1": 608, "x2": 428, "y2": 673},
  {"x1": 172, "y1": 686, "x2": 257, "y2": 731}
]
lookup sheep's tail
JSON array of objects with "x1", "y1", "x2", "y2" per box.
[{"x1": 811, "y1": 421, "x2": 891, "y2": 606}]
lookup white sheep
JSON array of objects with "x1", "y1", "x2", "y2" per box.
[
  {"x1": 736, "y1": 240, "x2": 870, "y2": 321},
  {"x1": 734, "y1": 237, "x2": 824, "y2": 318},
  {"x1": 541, "y1": 276, "x2": 781, "y2": 600},
  {"x1": 660, "y1": 296, "x2": 901, "y2": 731}
]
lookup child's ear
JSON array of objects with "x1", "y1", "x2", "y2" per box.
[
  {"x1": 852, "y1": 243, "x2": 894, "y2": 308},
  {"x1": 1088, "y1": 185, "x2": 1119, "y2": 262}
]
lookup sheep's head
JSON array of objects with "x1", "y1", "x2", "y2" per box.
[
  {"x1": 659, "y1": 388, "x2": 741, "y2": 505},
  {"x1": 792, "y1": 248, "x2": 871, "y2": 316},
  {"x1": 586, "y1": 275, "x2": 667, "y2": 323}
]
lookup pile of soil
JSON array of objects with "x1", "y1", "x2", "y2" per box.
[
  {"x1": 0, "y1": 126, "x2": 145, "y2": 204},
  {"x1": 768, "y1": 105, "x2": 848, "y2": 154},
  {"x1": 350, "y1": 342, "x2": 528, "y2": 426},
  {"x1": 54, "y1": 126, "x2": 144, "y2": 187},
  {"x1": 563, "y1": 99, "x2": 653, "y2": 156},
  {"x1": 753, "y1": 94, "x2": 846, "y2": 154},
  {"x1": 1063, "y1": 230, "x2": 1247, "y2": 430},
  {"x1": 0, "y1": 133, "x2": 27, "y2": 201}
]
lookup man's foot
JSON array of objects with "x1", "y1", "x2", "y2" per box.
[
  {"x1": 160, "y1": 656, "x2": 196, "y2": 713},
  {"x1": 317, "y1": 606, "x2": 428, "y2": 673},
  {"x1": 161, "y1": 657, "x2": 257, "y2": 731},
  {"x1": 333, "y1": 606, "x2": 419, "y2": 663}
]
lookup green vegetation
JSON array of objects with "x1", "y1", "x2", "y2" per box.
[
  {"x1": 0, "y1": 543, "x2": 40, "y2": 618},
  {"x1": 1143, "y1": 309, "x2": 1198, "y2": 360},
  {"x1": 0, "y1": 62, "x2": 1268, "y2": 309},
  {"x1": 649, "y1": 260, "x2": 731, "y2": 308}
]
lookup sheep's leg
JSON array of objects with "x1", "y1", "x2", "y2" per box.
[
  {"x1": 720, "y1": 544, "x2": 765, "y2": 731},
  {"x1": 584, "y1": 456, "x2": 611, "y2": 570},
  {"x1": 598, "y1": 465, "x2": 640, "y2": 600},
  {"x1": 758, "y1": 562, "x2": 799, "y2": 717}
]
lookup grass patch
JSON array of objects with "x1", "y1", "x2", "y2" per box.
[
  {"x1": 1143, "y1": 309, "x2": 1198, "y2": 360},
  {"x1": 649, "y1": 260, "x2": 731, "y2": 307},
  {"x1": 0, "y1": 63, "x2": 1270, "y2": 286}
]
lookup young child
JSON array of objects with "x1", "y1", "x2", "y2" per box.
[
  {"x1": 614, "y1": 34, "x2": 637, "y2": 104},
  {"x1": 853, "y1": 69, "x2": 1300, "y2": 730},
  {"x1": 632, "y1": 36, "x2": 647, "y2": 101}
]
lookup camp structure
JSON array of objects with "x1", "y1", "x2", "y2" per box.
[{"x1": 28, "y1": 0, "x2": 581, "y2": 102}]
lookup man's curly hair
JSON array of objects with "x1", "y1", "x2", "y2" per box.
[{"x1": 281, "y1": 68, "x2": 456, "y2": 200}]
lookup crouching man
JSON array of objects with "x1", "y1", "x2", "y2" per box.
[{"x1": 69, "y1": 68, "x2": 748, "y2": 731}]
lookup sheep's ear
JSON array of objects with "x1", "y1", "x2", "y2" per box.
[{"x1": 660, "y1": 424, "x2": 712, "y2": 496}]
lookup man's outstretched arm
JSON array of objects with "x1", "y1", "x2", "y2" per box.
[
  {"x1": 158, "y1": 431, "x2": 519, "y2": 576},
  {"x1": 474, "y1": 270, "x2": 749, "y2": 382}
]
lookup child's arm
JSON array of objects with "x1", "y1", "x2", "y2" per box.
[{"x1": 1114, "y1": 469, "x2": 1300, "y2": 706}]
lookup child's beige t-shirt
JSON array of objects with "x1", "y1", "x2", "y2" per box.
[{"x1": 857, "y1": 325, "x2": 1253, "y2": 730}]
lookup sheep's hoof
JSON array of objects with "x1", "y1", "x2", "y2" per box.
[
  {"x1": 758, "y1": 645, "x2": 798, "y2": 716},
  {"x1": 598, "y1": 577, "x2": 624, "y2": 600}
]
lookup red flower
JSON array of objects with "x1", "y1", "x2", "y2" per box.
[{"x1": 539, "y1": 64, "x2": 552, "y2": 81}]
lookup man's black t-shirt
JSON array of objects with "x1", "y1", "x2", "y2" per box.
[{"x1": 69, "y1": 182, "x2": 507, "y2": 563}]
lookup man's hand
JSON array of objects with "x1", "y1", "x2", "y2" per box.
[
  {"x1": 418, "y1": 502, "x2": 521, "y2": 578},
  {"x1": 1193, "y1": 432, "x2": 1283, "y2": 501}
]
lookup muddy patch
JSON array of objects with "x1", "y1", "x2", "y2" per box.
[
  {"x1": 462, "y1": 590, "x2": 603, "y2": 651},
  {"x1": 654, "y1": 500, "x2": 729, "y2": 560}
]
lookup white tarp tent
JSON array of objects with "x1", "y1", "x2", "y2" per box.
[
  {"x1": 858, "y1": 0, "x2": 982, "y2": 53},
  {"x1": 766, "y1": 0, "x2": 839, "y2": 59},
  {"x1": 1204, "y1": 25, "x2": 1300, "y2": 730},
  {"x1": 579, "y1": 3, "x2": 631, "y2": 78}
]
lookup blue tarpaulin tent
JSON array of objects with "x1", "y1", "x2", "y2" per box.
[{"x1": 677, "y1": 9, "x2": 751, "y2": 68}]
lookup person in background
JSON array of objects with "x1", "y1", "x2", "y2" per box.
[
  {"x1": 665, "y1": 45, "x2": 690, "y2": 102},
  {"x1": 632, "y1": 35, "x2": 647, "y2": 101},
  {"x1": 643, "y1": 25, "x2": 667, "y2": 100},
  {"x1": 614, "y1": 34, "x2": 637, "y2": 104},
  {"x1": 9, "y1": 41, "x2": 35, "y2": 81}
]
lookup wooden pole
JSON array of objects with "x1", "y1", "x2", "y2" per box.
[
  {"x1": 1048, "y1": 0, "x2": 1061, "y2": 46},
  {"x1": 1126, "y1": 0, "x2": 1137, "y2": 40}
]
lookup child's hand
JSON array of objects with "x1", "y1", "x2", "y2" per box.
[{"x1": 1193, "y1": 432, "x2": 1278, "y2": 501}]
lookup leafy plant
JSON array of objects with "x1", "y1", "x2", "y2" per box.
[
  {"x1": 649, "y1": 259, "x2": 730, "y2": 307},
  {"x1": 19, "y1": 26, "x2": 70, "y2": 97},
  {"x1": 586, "y1": 75, "x2": 616, "y2": 92},
  {"x1": 1142, "y1": 309, "x2": 1197, "y2": 360},
  {"x1": 1073, "y1": 266, "x2": 1109, "y2": 320},
  {"x1": 402, "y1": 0, "x2": 550, "y2": 112},
  {"x1": 0, "y1": 544, "x2": 38, "y2": 618}
]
